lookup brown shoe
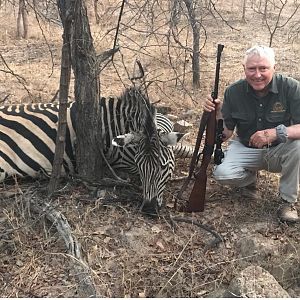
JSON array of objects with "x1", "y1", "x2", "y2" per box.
[{"x1": 278, "y1": 202, "x2": 300, "y2": 223}]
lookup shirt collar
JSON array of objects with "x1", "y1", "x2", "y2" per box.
[{"x1": 269, "y1": 75, "x2": 278, "y2": 93}]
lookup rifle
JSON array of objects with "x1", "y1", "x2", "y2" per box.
[{"x1": 184, "y1": 44, "x2": 224, "y2": 212}]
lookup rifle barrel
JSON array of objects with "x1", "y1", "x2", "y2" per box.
[{"x1": 186, "y1": 44, "x2": 224, "y2": 212}]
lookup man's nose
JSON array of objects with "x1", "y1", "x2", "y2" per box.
[{"x1": 254, "y1": 69, "x2": 262, "y2": 77}]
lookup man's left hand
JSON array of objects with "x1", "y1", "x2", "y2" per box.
[{"x1": 249, "y1": 128, "x2": 277, "y2": 148}]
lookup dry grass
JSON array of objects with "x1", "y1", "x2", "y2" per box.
[{"x1": 1, "y1": 0, "x2": 300, "y2": 297}]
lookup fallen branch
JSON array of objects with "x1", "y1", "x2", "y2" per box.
[
  {"x1": 170, "y1": 215, "x2": 223, "y2": 250},
  {"x1": 30, "y1": 197, "x2": 98, "y2": 297}
]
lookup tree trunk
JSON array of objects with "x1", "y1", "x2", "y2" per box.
[
  {"x1": 71, "y1": 0, "x2": 103, "y2": 181},
  {"x1": 241, "y1": 0, "x2": 246, "y2": 23},
  {"x1": 94, "y1": 0, "x2": 100, "y2": 24},
  {"x1": 48, "y1": 0, "x2": 73, "y2": 194},
  {"x1": 183, "y1": 0, "x2": 200, "y2": 89},
  {"x1": 263, "y1": 0, "x2": 268, "y2": 21},
  {"x1": 17, "y1": 0, "x2": 28, "y2": 39}
]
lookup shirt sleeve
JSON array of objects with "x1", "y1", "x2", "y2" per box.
[
  {"x1": 221, "y1": 87, "x2": 236, "y2": 131},
  {"x1": 287, "y1": 77, "x2": 300, "y2": 124}
]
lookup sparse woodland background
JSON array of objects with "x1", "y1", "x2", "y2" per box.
[{"x1": 0, "y1": 0, "x2": 300, "y2": 297}]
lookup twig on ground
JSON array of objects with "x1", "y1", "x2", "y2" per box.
[{"x1": 169, "y1": 215, "x2": 223, "y2": 249}]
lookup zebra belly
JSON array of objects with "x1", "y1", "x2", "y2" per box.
[{"x1": 0, "y1": 139, "x2": 75, "y2": 181}]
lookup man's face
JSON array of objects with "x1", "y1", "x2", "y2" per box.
[{"x1": 243, "y1": 55, "x2": 275, "y2": 93}]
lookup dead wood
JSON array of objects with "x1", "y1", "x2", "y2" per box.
[
  {"x1": 29, "y1": 193, "x2": 98, "y2": 297},
  {"x1": 170, "y1": 215, "x2": 223, "y2": 250}
]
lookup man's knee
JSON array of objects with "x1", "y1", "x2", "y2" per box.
[
  {"x1": 280, "y1": 140, "x2": 300, "y2": 164},
  {"x1": 213, "y1": 164, "x2": 256, "y2": 187},
  {"x1": 213, "y1": 164, "x2": 242, "y2": 182},
  {"x1": 287, "y1": 140, "x2": 300, "y2": 158}
]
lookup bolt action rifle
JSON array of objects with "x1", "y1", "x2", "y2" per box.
[{"x1": 179, "y1": 44, "x2": 224, "y2": 212}]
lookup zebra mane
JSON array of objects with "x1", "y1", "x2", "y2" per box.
[
  {"x1": 121, "y1": 86, "x2": 156, "y2": 127},
  {"x1": 121, "y1": 86, "x2": 159, "y2": 149}
]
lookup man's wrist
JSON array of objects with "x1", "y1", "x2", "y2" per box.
[{"x1": 276, "y1": 124, "x2": 288, "y2": 143}]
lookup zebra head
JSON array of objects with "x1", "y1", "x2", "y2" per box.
[{"x1": 112, "y1": 88, "x2": 185, "y2": 215}]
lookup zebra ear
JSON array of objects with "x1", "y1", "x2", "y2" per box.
[
  {"x1": 160, "y1": 132, "x2": 186, "y2": 146},
  {"x1": 112, "y1": 133, "x2": 141, "y2": 147}
]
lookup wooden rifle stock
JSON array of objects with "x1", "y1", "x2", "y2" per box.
[
  {"x1": 186, "y1": 109, "x2": 216, "y2": 212},
  {"x1": 177, "y1": 110, "x2": 210, "y2": 200},
  {"x1": 186, "y1": 44, "x2": 224, "y2": 212}
]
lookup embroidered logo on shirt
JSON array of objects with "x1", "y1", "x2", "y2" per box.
[{"x1": 271, "y1": 102, "x2": 285, "y2": 113}]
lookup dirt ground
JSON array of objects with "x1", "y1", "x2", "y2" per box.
[{"x1": 0, "y1": 0, "x2": 300, "y2": 297}]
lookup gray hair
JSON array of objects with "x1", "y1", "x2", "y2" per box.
[{"x1": 243, "y1": 45, "x2": 276, "y2": 66}]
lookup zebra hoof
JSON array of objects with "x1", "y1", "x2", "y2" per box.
[{"x1": 140, "y1": 200, "x2": 159, "y2": 217}]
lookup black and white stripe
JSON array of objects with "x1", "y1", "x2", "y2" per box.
[
  {"x1": 0, "y1": 103, "x2": 76, "y2": 181},
  {"x1": 0, "y1": 87, "x2": 187, "y2": 214}
]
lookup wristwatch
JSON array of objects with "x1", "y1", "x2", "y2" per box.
[{"x1": 276, "y1": 124, "x2": 288, "y2": 143}]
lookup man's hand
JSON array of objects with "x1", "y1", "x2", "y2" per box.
[
  {"x1": 203, "y1": 94, "x2": 221, "y2": 111},
  {"x1": 203, "y1": 94, "x2": 233, "y2": 142},
  {"x1": 249, "y1": 128, "x2": 277, "y2": 148}
]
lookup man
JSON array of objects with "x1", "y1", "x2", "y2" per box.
[{"x1": 204, "y1": 45, "x2": 300, "y2": 223}]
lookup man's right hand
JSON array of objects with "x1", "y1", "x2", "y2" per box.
[
  {"x1": 203, "y1": 94, "x2": 232, "y2": 141},
  {"x1": 203, "y1": 94, "x2": 222, "y2": 114}
]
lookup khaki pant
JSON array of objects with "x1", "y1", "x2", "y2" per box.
[{"x1": 213, "y1": 137, "x2": 300, "y2": 203}]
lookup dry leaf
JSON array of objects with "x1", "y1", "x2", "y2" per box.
[
  {"x1": 104, "y1": 237, "x2": 111, "y2": 243},
  {"x1": 156, "y1": 240, "x2": 165, "y2": 251},
  {"x1": 151, "y1": 225, "x2": 161, "y2": 233},
  {"x1": 138, "y1": 292, "x2": 146, "y2": 298}
]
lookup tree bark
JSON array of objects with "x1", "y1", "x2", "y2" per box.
[
  {"x1": 48, "y1": 1, "x2": 73, "y2": 195},
  {"x1": 17, "y1": 0, "x2": 28, "y2": 39},
  {"x1": 94, "y1": 0, "x2": 100, "y2": 24},
  {"x1": 182, "y1": 0, "x2": 200, "y2": 89},
  {"x1": 71, "y1": 0, "x2": 103, "y2": 180},
  {"x1": 241, "y1": 0, "x2": 247, "y2": 22}
]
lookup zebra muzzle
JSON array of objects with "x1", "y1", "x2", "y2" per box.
[{"x1": 140, "y1": 198, "x2": 159, "y2": 217}]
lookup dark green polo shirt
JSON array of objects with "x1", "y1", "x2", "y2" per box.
[{"x1": 222, "y1": 74, "x2": 300, "y2": 146}]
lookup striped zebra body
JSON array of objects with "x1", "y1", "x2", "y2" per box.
[
  {"x1": 0, "y1": 87, "x2": 187, "y2": 214},
  {"x1": 0, "y1": 103, "x2": 76, "y2": 182}
]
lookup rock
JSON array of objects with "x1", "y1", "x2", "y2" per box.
[
  {"x1": 228, "y1": 265, "x2": 290, "y2": 298},
  {"x1": 173, "y1": 120, "x2": 193, "y2": 132},
  {"x1": 269, "y1": 255, "x2": 300, "y2": 286},
  {"x1": 180, "y1": 109, "x2": 195, "y2": 119},
  {"x1": 249, "y1": 221, "x2": 272, "y2": 234},
  {"x1": 236, "y1": 234, "x2": 280, "y2": 261},
  {"x1": 204, "y1": 286, "x2": 229, "y2": 298},
  {"x1": 157, "y1": 106, "x2": 172, "y2": 114},
  {"x1": 236, "y1": 235, "x2": 300, "y2": 286},
  {"x1": 165, "y1": 114, "x2": 178, "y2": 121}
]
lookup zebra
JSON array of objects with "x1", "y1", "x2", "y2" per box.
[{"x1": 0, "y1": 87, "x2": 188, "y2": 214}]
